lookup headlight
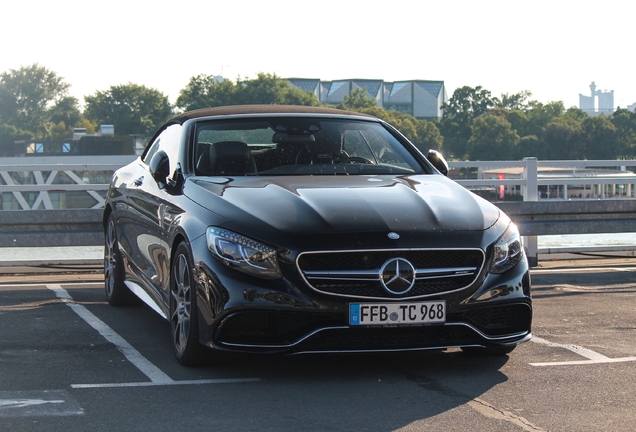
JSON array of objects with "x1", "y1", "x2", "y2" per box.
[
  {"x1": 490, "y1": 223, "x2": 523, "y2": 274},
  {"x1": 206, "y1": 227, "x2": 282, "y2": 279}
]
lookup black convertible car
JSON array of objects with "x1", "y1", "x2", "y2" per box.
[{"x1": 104, "y1": 105, "x2": 531, "y2": 366}]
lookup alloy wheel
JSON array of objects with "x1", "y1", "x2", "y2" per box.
[
  {"x1": 104, "y1": 219, "x2": 117, "y2": 297},
  {"x1": 171, "y1": 253, "x2": 192, "y2": 354}
]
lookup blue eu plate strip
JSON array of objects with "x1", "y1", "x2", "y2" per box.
[{"x1": 349, "y1": 304, "x2": 360, "y2": 325}]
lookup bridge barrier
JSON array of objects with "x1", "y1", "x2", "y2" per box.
[{"x1": 0, "y1": 209, "x2": 103, "y2": 248}]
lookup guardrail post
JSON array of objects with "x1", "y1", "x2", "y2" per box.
[{"x1": 523, "y1": 157, "x2": 538, "y2": 266}]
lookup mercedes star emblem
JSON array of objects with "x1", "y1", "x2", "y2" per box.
[{"x1": 380, "y1": 258, "x2": 416, "y2": 294}]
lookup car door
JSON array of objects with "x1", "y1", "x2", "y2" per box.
[{"x1": 123, "y1": 124, "x2": 184, "y2": 305}]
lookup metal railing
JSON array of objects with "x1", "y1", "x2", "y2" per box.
[
  {"x1": 450, "y1": 158, "x2": 636, "y2": 199},
  {"x1": 449, "y1": 158, "x2": 636, "y2": 264},
  {"x1": 0, "y1": 155, "x2": 135, "y2": 210}
]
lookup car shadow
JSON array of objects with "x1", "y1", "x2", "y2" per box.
[{"x1": 190, "y1": 349, "x2": 511, "y2": 429}]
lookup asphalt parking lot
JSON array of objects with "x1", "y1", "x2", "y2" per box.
[{"x1": 1, "y1": 258, "x2": 635, "y2": 431}]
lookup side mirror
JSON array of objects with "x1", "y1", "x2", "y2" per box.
[
  {"x1": 149, "y1": 150, "x2": 170, "y2": 188},
  {"x1": 426, "y1": 149, "x2": 449, "y2": 176}
]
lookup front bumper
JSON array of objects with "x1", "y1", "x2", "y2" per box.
[
  {"x1": 212, "y1": 302, "x2": 532, "y2": 354},
  {"x1": 192, "y1": 237, "x2": 532, "y2": 355}
]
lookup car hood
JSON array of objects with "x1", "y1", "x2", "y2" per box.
[{"x1": 185, "y1": 175, "x2": 500, "y2": 235}]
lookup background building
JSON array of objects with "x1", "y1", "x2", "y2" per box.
[
  {"x1": 579, "y1": 81, "x2": 614, "y2": 115},
  {"x1": 288, "y1": 78, "x2": 447, "y2": 121}
]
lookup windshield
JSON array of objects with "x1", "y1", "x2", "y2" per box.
[{"x1": 193, "y1": 117, "x2": 430, "y2": 176}]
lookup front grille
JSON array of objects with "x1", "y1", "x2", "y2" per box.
[
  {"x1": 216, "y1": 311, "x2": 344, "y2": 346},
  {"x1": 297, "y1": 249, "x2": 485, "y2": 300}
]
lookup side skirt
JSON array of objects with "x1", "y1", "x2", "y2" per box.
[{"x1": 124, "y1": 280, "x2": 168, "y2": 319}]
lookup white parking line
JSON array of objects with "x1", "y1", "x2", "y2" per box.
[
  {"x1": 47, "y1": 284, "x2": 173, "y2": 384},
  {"x1": 530, "y1": 336, "x2": 636, "y2": 366},
  {"x1": 0, "y1": 282, "x2": 105, "y2": 288},
  {"x1": 0, "y1": 390, "x2": 83, "y2": 418},
  {"x1": 46, "y1": 284, "x2": 260, "y2": 388},
  {"x1": 71, "y1": 378, "x2": 260, "y2": 389}
]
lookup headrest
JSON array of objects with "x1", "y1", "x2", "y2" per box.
[{"x1": 208, "y1": 141, "x2": 255, "y2": 175}]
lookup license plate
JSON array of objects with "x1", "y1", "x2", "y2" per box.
[{"x1": 349, "y1": 301, "x2": 446, "y2": 326}]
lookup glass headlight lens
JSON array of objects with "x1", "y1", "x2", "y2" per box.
[
  {"x1": 206, "y1": 227, "x2": 282, "y2": 279},
  {"x1": 490, "y1": 223, "x2": 523, "y2": 274}
]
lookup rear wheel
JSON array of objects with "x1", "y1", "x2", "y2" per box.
[
  {"x1": 170, "y1": 242, "x2": 205, "y2": 366},
  {"x1": 104, "y1": 214, "x2": 136, "y2": 306}
]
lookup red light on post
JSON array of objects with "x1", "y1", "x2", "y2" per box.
[{"x1": 498, "y1": 174, "x2": 505, "y2": 199}]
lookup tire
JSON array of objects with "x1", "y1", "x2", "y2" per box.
[
  {"x1": 170, "y1": 242, "x2": 206, "y2": 366},
  {"x1": 461, "y1": 345, "x2": 517, "y2": 356},
  {"x1": 104, "y1": 214, "x2": 136, "y2": 306}
]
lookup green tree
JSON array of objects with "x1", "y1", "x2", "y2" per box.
[
  {"x1": 438, "y1": 117, "x2": 468, "y2": 159},
  {"x1": 442, "y1": 86, "x2": 497, "y2": 119},
  {"x1": 176, "y1": 75, "x2": 236, "y2": 111},
  {"x1": 516, "y1": 134, "x2": 541, "y2": 159},
  {"x1": 563, "y1": 107, "x2": 588, "y2": 122},
  {"x1": 50, "y1": 121, "x2": 71, "y2": 139},
  {"x1": 611, "y1": 109, "x2": 636, "y2": 159},
  {"x1": 380, "y1": 110, "x2": 418, "y2": 142},
  {"x1": 347, "y1": 105, "x2": 443, "y2": 153},
  {"x1": 580, "y1": 116, "x2": 618, "y2": 160},
  {"x1": 509, "y1": 101, "x2": 567, "y2": 159},
  {"x1": 49, "y1": 96, "x2": 82, "y2": 129},
  {"x1": 504, "y1": 110, "x2": 531, "y2": 138},
  {"x1": 176, "y1": 73, "x2": 320, "y2": 112},
  {"x1": 0, "y1": 63, "x2": 71, "y2": 137},
  {"x1": 467, "y1": 115, "x2": 519, "y2": 160},
  {"x1": 76, "y1": 118, "x2": 96, "y2": 134},
  {"x1": 0, "y1": 123, "x2": 33, "y2": 148},
  {"x1": 236, "y1": 73, "x2": 321, "y2": 106},
  {"x1": 84, "y1": 84, "x2": 173, "y2": 136},
  {"x1": 543, "y1": 117, "x2": 583, "y2": 160},
  {"x1": 414, "y1": 119, "x2": 444, "y2": 152},
  {"x1": 496, "y1": 90, "x2": 532, "y2": 110},
  {"x1": 440, "y1": 86, "x2": 497, "y2": 159},
  {"x1": 338, "y1": 87, "x2": 377, "y2": 110},
  {"x1": 525, "y1": 101, "x2": 566, "y2": 138}
]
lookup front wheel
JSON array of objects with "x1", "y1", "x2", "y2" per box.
[{"x1": 170, "y1": 242, "x2": 205, "y2": 366}]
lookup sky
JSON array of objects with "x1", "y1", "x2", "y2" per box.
[{"x1": 1, "y1": 0, "x2": 634, "y2": 110}]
